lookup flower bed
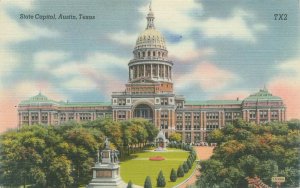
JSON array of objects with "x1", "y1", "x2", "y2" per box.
[{"x1": 149, "y1": 156, "x2": 165, "y2": 161}]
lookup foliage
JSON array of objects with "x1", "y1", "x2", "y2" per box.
[
  {"x1": 198, "y1": 119, "x2": 300, "y2": 188},
  {"x1": 183, "y1": 161, "x2": 189, "y2": 173},
  {"x1": 144, "y1": 176, "x2": 152, "y2": 188},
  {"x1": 156, "y1": 170, "x2": 166, "y2": 187},
  {"x1": 168, "y1": 132, "x2": 182, "y2": 143},
  {"x1": 127, "y1": 180, "x2": 133, "y2": 188},
  {"x1": 170, "y1": 168, "x2": 177, "y2": 182},
  {"x1": 0, "y1": 118, "x2": 158, "y2": 187},
  {"x1": 177, "y1": 165, "x2": 184, "y2": 177}
]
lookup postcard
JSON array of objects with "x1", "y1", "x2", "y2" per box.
[{"x1": 0, "y1": 0, "x2": 299, "y2": 187}]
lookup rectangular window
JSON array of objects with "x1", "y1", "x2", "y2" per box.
[
  {"x1": 79, "y1": 113, "x2": 92, "y2": 121},
  {"x1": 117, "y1": 111, "x2": 126, "y2": 119}
]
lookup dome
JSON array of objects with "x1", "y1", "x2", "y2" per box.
[
  {"x1": 134, "y1": 4, "x2": 166, "y2": 50},
  {"x1": 135, "y1": 28, "x2": 166, "y2": 50}
]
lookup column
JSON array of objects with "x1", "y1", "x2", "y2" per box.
[
  {"x1": 164, "y1": 65, "x2": 166, "y2": 79},
  {"x1": 267, "y1": 109, "x2": 271, "y2": 122},
  {"x1": 256, "y1": 109, "x2": 260, "y2": 124},
  {"x1": 157, "y1": 64, "x2": 160, "y2": 78},
  {"x1": 144, "y1": 64, "x2": 146, "y2": 77},
  {"x1": 29, "y1": 112, "x2": 32, "y2": 125},
  {"x1": 150, "y1": 64, "x2": 153, "y2": 79}
]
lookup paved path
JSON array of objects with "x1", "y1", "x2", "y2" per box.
[{"x1": 178, "y1": 146, "x2": 214, "y2": 188}]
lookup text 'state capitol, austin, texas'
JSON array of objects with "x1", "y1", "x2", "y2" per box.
[{"x1": 18, "y1": 6, "x2": 286, "y2": 143}]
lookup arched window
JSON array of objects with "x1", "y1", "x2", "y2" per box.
[
  {"x1": 148, "y1": 51, "x2": 151, "y2": 57},
  {"x1": 153, "y1": 51, "x2": 156, "y2": 57},
  {"x1": 143, "y1": 52, "x2": 145, "y2": 57},
  {"x1": 158, "y1": 52, "x2": 161, "y2": 57}
]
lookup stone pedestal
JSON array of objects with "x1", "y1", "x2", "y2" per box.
[
  {"x1": 87, "y1": 163, "x2": 121, "y2": 188},
  {"x1": 87, "y1": 139, "x2": 122, "y2": 188}
]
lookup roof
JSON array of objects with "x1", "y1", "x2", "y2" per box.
[
  {"x1": 244, "y1": 89, "x2": 282, "y2": 101},
  {"x1": 185, "y1": 100, "x2": 242, "y2": 106},
  {"x1": 19, "y1": 92, "x2": 111, "y2": 107}
]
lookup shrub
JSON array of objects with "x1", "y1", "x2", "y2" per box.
[
  {"x1": 187, "y1": 159, "x2": 192, "y2": 169},
  {"x1": 177, "y1": 165, "x2": 184, "y2": 177},
  {"x1": 127, "y1": 180, "x2": 133, "y2": 188},
  {"x1": 156, "y1": 170, "x2": 166, "y2": 187},
  {"x1": 183, "y1": 161, "x2": 189, "y2": 173},
  {"x1": 170, "y1": 168, "x2": 177, "y2": 182},
  {"x1": 144, "y1": 176, "x2": 152, "y2": 188}
]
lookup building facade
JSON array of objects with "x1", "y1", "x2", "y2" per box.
[{"x1": 18, "y1": 6, "x2": 286, "y2": 143}]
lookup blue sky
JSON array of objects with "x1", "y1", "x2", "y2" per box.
[{"x1": 0, "y1": 0, "x2": 299, "y2": 131}]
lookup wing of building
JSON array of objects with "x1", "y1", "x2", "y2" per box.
[{"x1": 17, "y1": 6, "x2": 286, "y2": 143}]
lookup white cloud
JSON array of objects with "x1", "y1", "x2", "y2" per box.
[
  {"x1": 138, "y1": 0, "x2": 202, "y2": 34},
  {"x1": 168, "y1": 39, "x2": 215, "y2": 61},
  {"x1": 61, "y1": 77, "x2": 98, "y2": 92},
  {"x1": 198, "y1": 9, "x2": 267, "y2": 42},
  {"x1": 108, "y1": 30, "x2": 137, "y2": 46},
  {"x1": 34, "y1": 51, "x2": 72, "y2": 70},
  {"x1": 0, "y1": 11, "x2": 59, "y2": 46},
  {"x1": 1, "y1": 0, "x2": 35, "y2": 9},
  {"x1": 175, "y1": 62, "x2": 239, "y2": 91}
]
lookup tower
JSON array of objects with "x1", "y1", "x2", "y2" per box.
[{"x1": 111, "y1": 4, "x2": 179, "y2": 136}]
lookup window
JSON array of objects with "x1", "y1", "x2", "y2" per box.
[
  {"x1": 193, "y1": 122, "x2": 200, "y2": 130},
  {"x1": 161, "y1": 120, "x2": 168, "y2": 129},
  {"x1": 60, "y1": 113, "x2": 66, "y2": 122},
  {"x1": 161, "y1": 111, "x2": 168, "y2": 118},
  {"x1": 233, "y1": 112, "x2": 241, "y2": 119},
  {"x1": 117, "y1": 111, "x2": 126, "y2": 119},
  {"x1": 176, "y1": 113, "x2": 182, "y2": 119},
  {"x1": 161, "y1": 98, "x2": 168, "y2": 105},
  {"x1": 176, "y1": 122, "x2": 182, "y2": 130},
  {"x1": 206, "y1": 112, "x2": 219, "y2": 120},
  {"x1": 206, "y1": 121, "x2": 219, "y2": 130},
  {"x1": 249, "y1": 111, "x2": 256, "y2": 119},
  {"x1": 185, "y1": 121, "x2": 191, "y2": 130},
  {"x1": 259, "y1": 110, "x2": 268, "y2": 119},
  {"x1": 68, "y1": 113, "x2": 74, "y2": 120},
  {"x1": 225, "y1": 112, "x2": 232, "y2": 119},
  {"x1": 79, "y1": 113, "x2": 91, "y2": 121},
  {"x1": 185, "y1": 133, "x2": 191, "y2": 143},
  {"x1": 185, "y1": 113, "x2": 191, "y2": 120},
  {"x1": 193, "y1": 112, "x2": 200, "y2": 120},
  {"x1": 118, "y1": 99, "x2": 126, "y2": 105},
  {"x1": 271, "y1": 111, "x2": 278, "y2": 118},
  {"x1": 194, "y1": 133, "x2": 201, "y2": 143}
]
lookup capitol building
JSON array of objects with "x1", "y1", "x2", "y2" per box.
[{"x1": 18, "y1": 6, "x2": 286, "y2": 143}]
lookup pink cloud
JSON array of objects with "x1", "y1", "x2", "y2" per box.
[
  {"x1": 175, "y1": 62, "x2": 239, "y2": 91},
  {"x1": 213, "y1": 90, "x2": 250, "y2": 101},
  {"x1": 269, "y1": 78, "x2": 300, "y2": 120},
  {"x1": 0, "y1": 81, "x2": 67, "y2": 133},
  {"x1": 0, "y1": 91, "x2": 19, "y2": 133}
]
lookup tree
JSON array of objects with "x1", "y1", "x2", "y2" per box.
[
  {"x1": 169, "y1": 132, "x2": 182, "y2": 143},
  {"x1": 48, "y1": 156, "x2": 73, "y2": 188},
  {"x1": 170, "y1": 168, "x2": 177, "y2": 182},
  {"x1": 238, "y1": 155, "x2": 259, "y2": 177},
  {"x1": 183, "y1": 161, "x2": 189, "y2": 173},
  {"x1": 156, "y1": 170, "x2": 166, "y2": 187},
  {"x1": 177, "y1": 165, "x2": 184, "y2": 177},
  {"x1": 187, "y1": 159, "x2": 192, "y2": 169},
  {"x1": 144, "y1": 176, "x2": 152, "y2": 188},
  {"x1": 127, "y1": 180, "x2": 133, "y2": 188}
]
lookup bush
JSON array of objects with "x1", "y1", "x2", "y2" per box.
[
  {"x1": 156, "y1": 170, "x2": 166, "y2": 187},
  {"x1": 170, "y1": 168, "x2": 177, "y2": 182},
  {"x1": 183, "y1": 161, "x2": 189, "y2": 173},
  {"x1": 127, "y1": 180, "x2": 133, "y2": 188},
  {"x1": 187, "y1": 159, "x2": 192, "y2": 169},
  {"x1": 144, "y1": 176, "x2": 152, "y2": 188},
  {"x1": 177, "y1": 165, "x2": 184, "y2": 177}
]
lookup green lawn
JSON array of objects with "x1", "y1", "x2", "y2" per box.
[{"x1": 120, "y1": 149, "x2": 196, "y2": 187}]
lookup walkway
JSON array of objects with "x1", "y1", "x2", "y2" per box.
[{"x1": 178, "y1": 146, "x2": 214, "y2": 188}]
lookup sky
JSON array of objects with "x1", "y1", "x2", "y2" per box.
[{"x1": 0, "y1": 0, "x2": 299, "y2": 132}]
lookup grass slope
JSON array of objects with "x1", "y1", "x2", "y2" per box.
[{"x1": 120, "y1": 149, "x2": 196, "y2": 187}]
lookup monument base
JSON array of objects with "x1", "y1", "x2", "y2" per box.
[{"x1": 87, "y1": 177, "x2": 122, "y2": 188}]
